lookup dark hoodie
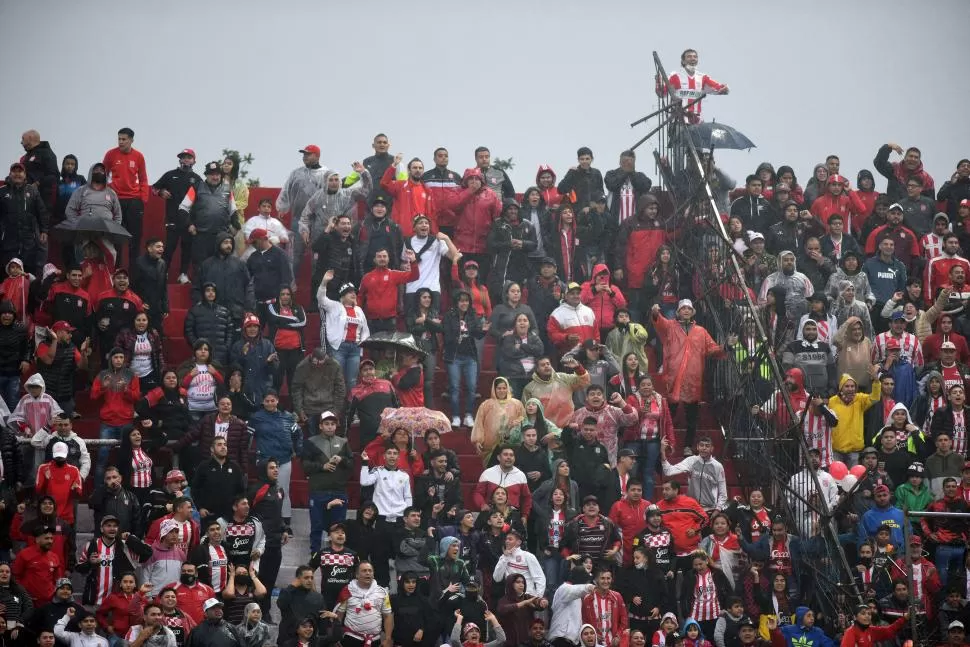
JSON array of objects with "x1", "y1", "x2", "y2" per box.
[
  {"x1": 557, "y1": 165, "x2": 604, "y2": 211},
  {"x1": 184, "y1": 282, "x2": 233, "y2": 365},
  {"x1": 496, "y1": 575, "x2": 538, "y2": 647},
  {"x1": 487, "y1": 199, "x2": 538, "y2": 296},
  {"x1": 345, "y1": 502, "x2": 381, "y2": 563},
  {"x1": 193, "y1": 232, "x2": 255, "y2": 320},
  {"x1": 56, "y1": 154, "x2": 85, "y2": 220},
  {"x1": 520, "y1": 187, "x2": 550, "y2": 259},
  {"x1": 21, "y1": 140, "x2": 59, "y2": 207},
  {"x1": 247, "y1": 460, "x2": 291, "y2": 546},
  {"x1": 0, "y1": 300, "x2": 29, "y2": 376}
]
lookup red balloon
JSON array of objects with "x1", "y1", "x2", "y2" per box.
[
  {"x1": 849, "y1": 464, "x2": 867, "y2": 479},
  {"x1": 828, "y1": 461, "x2": 849, "y2": 481}
]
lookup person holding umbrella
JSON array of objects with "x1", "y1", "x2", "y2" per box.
[{"x1": 63, "y1": 164, "x2": 123, "y2": 226}]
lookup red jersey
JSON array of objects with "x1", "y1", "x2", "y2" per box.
[
  {"x1": 359, "y1": 265, "x2": 419, "y2": 320},
  {"x1": 35, "y1": 461, "x2": 83, "y2": 524},
  {"x1": 608, "y1": 498, "x2": 650, "y2": 566},
  {"x1": 103, "y1": 147, "x2": 150, "y2": 202},
  {"x1": 12, "y1": 544, "x2": 64, "y2": 604},
  {"x1": 165, "y1": 581, "x2": 215, "y2": 625}
]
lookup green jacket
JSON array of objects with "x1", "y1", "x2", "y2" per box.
[{"x1": 894, "y1": 481, "x2": 933, "y2": 526}]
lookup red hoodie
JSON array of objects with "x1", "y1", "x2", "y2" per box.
[
  {"x1": 536, "y1": 165, "x2": 562, "y2": 207},
  {"x1": 90, "y1": 369, "x2": 141, "y2": 426},
  {"x1": 445, "y1": 169, "x2": 502, "y2": 254},
  {"x1": 103, "y1": 147, "x2": 150, "y2": 202},
  {"x1": 580, "y1": 263, "x2": 627, "y2": 330},
  {"x1": 381, "y1": 166, "x2": 435, "y2": 237},
  {"x1": 809, "y1": 180, "x2": 868, "y2": 233}
]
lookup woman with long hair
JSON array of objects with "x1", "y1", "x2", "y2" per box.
[
  {"x1": 96, "y1": 572, "x2": 146, "y2": 644},
  {"x1": 698, "y1": 512, "x2": 745, "y2": 590},
  {"x1": 406, "y1": 287, "x2": 443, "y2": 406},
  {"x1": 498, "y1": 313, "x2": 543, "y2": 400},
  {"x1": 471, "y1": 377, "x2": 525, "y2": 464},
  {"x1": 496, "y1": 574, "x2": 547, "y2": 647},
  {"x1": 177, "y1": 339, "x2": 224, "y2": 421},
  {"x1": 474, "y1": 486, "x2": 526, "y2": 537},
  {"x1": 264, "y1": 286, "x2": 307, "y2": 393},
  {"x1": 531, "y1": 484, "x2": 575, "y2": 597},
  {"x1": 532, "y1": 459, "x2": 579, "y2": 515},
  {"x1": 136, "y1": 369, "x2": 191, "y2": 472},
  {"x1": 609, "y1": 352, "x2": 646, "y2": 400},
  {"x1": 116, "y1": 426, "x2": 165, "y2": 506},
  {"x1": 114, "y1": 312, "x2": 164, "y2": 394}
]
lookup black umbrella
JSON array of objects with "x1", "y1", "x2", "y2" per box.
[
  {"x1": 55, "y1": 214, "x2": 131, "y2": 247},
  {"x1": 683, "y1": 121, "x2": 756, "y2": 151},
  {"x1": 360, "y1": 331, "x2": 428, "y2": 359}
]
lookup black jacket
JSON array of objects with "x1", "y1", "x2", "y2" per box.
[
  {"x1": 22, "y1": 142, "x2": 59, "y2": 205},
  {"x1": 524, "y1": 275, "x2": 566, "y2": 332},
  {"x1": 730, "y1": 194, "x2": 774, "y2": 232},
  {"x1": 276, "y1": 586, "x2": 325, "y2": 642},
  {"x1": 939, "y1": 175, "x2": 970, "y2": 222},
  {"x1": 247, "y1": 475, "x2": 291, "y2": 547},
  {"x1": 264, "y1": 300, "x2": 307, "y2": 351},
  {"x1": 442, "y1": 307, "x2": 485, "y2": 362},
  {"x1": 313, "y1": 231, "x2": 360, "y2": 301},
  {"x1": 357, "y1": 214, "x2": 404, "y2": 272},
  {"x1": 0, "y1": 320, "x2": 29, "y2": 376},
  {"x1": 561, "y1": 426, "x2": 611, "y2": 501},
  {"x1": 557, "y1": 167, "x2": 605, "y2": 209},
  {"x1": 0, "y1": 428, "x2": 23, "y2": 489},
  {"x1": 153, "y1": 167, "x2": 202, "y2": 224},
  {"x1": 89, "y1": 485, "x2": 143, "y2": 535},
  {"x1": 487, "y1": 217, "x2": 537, "y2": 291},
  {"x1": 184, "y1": 300, "x2": 232, "y2": 366},
  {"x1": 414, "y1": 472, "x2": 463, "y2": 524},
  {"x1": 75, "y1": 534, "x2": 153, "y2": 605},
  {"x1": 766, "y1": 216, "x2": 824, "y2": 256},
  {"x1": 190, "y1": 458, "x2": 247, "y2": 521},
  {"x1": 193, "y1": 233, "x2": 255, "y2": 320},
  {"x1": 247, "y1": 245, "x2": 294, "y2": 303},
  {"x1": 0, "y1": 182, "x2": 48, "y2": 253},
  {"x1": 131, "y1": 253, "x2": 169, "y2": 315},
  {"x1": 512, "y1": 445, "x2": 551, "y2": 492},
  {"x1": 186, "y1": 620, "x2": 243, "y2": 647}
]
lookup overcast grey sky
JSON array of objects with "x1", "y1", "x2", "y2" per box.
[{"x1": 2, "y1": 0, "x2": 967, "y2": 193}]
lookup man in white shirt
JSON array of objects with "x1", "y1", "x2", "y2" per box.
[
  {"x1": 402, "y1": 214, "x2": 460, "y2": 312},
  {"x1": 660, "y1": 436, "x2": 727, "y2": 511},
  {"x1": 493, "y1": 529, "x2": 547, "y2": 599},
  {"x1": 787, "y1": 448, "x2": 839, "y2": 537},
  {"x1": 359, "y1": 446, "x2": 412, "y2": 523}
]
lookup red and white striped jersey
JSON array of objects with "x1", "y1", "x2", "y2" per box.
[
  {"x1": 204, "y1": 544, "x2": 229, "y2": 592},
  {"x1": 618, "y1": 180, "x2": 636, "y2": 224},
  {"x1": 130, "y1": 448, "x2": 153, "y2": 489},
  {"x1": 801, "y1": 406, "x2": 835, "y2": 468},
  {"x1": 922, "y1": 233, "x2": 945, "y2": 260},
  {"x1": 872, "y1": 331, "x2": 923, "y2": 367},
  {"x1": 79, "y1": 538, "x2": 118, "y2": 606},
  {"x1": 953, "y1": 409, "x2": 967, "y2": 455},
  {"x1": 691, "y1": 570, "x2": 721, "y2": 621},
  {"x1": 667, "y1": 70, "x2": 726, "y2": 123},
  {"x1": 921, "y1": 395, "x2": 947, "y2": 434}
]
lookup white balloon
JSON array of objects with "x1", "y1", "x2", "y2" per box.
[{"x1": 840, "y1": 474, "x2": 858, "y2": 491}]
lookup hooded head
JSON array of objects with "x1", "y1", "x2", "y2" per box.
[
  {"x1": 536, "y1": 164, "x2": 557, "y2": 186},
  {"x1": 885, "y1": 402, "x2": 914, "y2": 426},
  {"x1": 592, "y1": 264, "x2": 611, "y2": 283},
  {"x1": 215, "y1": 231, "x2": 235, "y2": 257},
  {"x1": 438, "y1": 536, "x2": 460, "y2": 557},
  {"x1": 681, "y1": 619, "x2": 704, "y2": 640},
  {"x1": 785, "y1": 368, "x2": 806, "y2": 393},
  {"x1": 461, "y1": 167, "x2": 484, "y2": 188},
  {"x1": 795, "y1": 606, "x2": 811, "y2": 628},
  {"x1": 491, "y1": 376, "x2": 511, "y2": 401},
  {"x1": 25, "y1": 373, "x2": 46, "y2": 394},
  {"x1": 778, "y1": 251, "x2": 796, "y2": 275},
  {"x1": 579, "y1": 624, "x2": 599, "y2": 646},
  {"x1": 857, "y1": 169, "x2": 875, "y2": 191}
]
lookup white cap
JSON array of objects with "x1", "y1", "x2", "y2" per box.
[
  {"x1": 202, "y1": 598, "x2": 224, "y2": 612},
  {"x1": 159, "y1": 518, "x2": 180, "y2": 536},
  {"x1": 52, "y1": 442, "x2": 68, "y2": 459},
  {"x1": 950, "y1": 621, "x2": 965, "y2": 630},
  {"x1": 677, "y1": 299, "x2": 694, "y2": 311},
  {"x1": 320, "y1": 411, "x2": 338, "y2": 421}
]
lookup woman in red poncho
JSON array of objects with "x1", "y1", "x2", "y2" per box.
[{"x1": 362, "y1": 427, "x2": 424, "y2": 480}]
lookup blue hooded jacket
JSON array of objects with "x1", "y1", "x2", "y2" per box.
[
  {"x1": 780, "y1": 607, "x2": 835, "y2": 647},
  {"x1": 249, "y1": 408, "x2": 302, "y2": 466}
]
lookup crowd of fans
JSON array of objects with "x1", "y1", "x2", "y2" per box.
[{"x1": 3, "y1": 47, "x2": 970, "y2": 647}]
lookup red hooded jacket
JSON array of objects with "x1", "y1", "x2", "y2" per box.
[
  {"x1": 381, "y1": 166, "x2": 435, "y2": 237},
  {"x1": 90, "y1": 368, "x2": 141, "y2": 426},
  {"x1": 656, "y1": 494, "x2": 707, "y2": 554},
  {"x1": 580, "y1": 263, "x2": 627, "y2": 330},
  {"x1": 536, "y1": 165, "x2": 562, "y2": 207},
  {"x1": 809, "y1": 178, "x2": 868, "y2": 232},
  {"x1": 446, "y1": 169, "x2": 502, "y2": 254}
]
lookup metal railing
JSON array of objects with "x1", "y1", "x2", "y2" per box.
[{"x1": 639, "y1": 51, "x2": 860, "y2": 627}]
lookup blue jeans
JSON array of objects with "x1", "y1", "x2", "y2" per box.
[
  {"x1": 625, "y1": 440, "x2": 661, "y2": 501},
  {"x1": 97, "y1": 424, "x2": 131, "y2": 485},
  {"x1": 446, "y1": 355, "x2": 478, "y2": 417},
  {"x1": 309, "y1": 490, "x2": 348, "y2": 554},
  {"x1": 936, "y1": 544, "x2": 965, "y2": 587},
  {"x1": 331, "y1": 341, "x2": 361, "y2": 389},
  {"x1": 540, "y1": 552, "x2": 565, "y2": 598},
  {"x1": 0, "y1": 376, "x2": 19, "y2": 411}
]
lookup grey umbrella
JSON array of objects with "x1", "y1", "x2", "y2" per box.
[
  {"x1": 55, "y1": 213, "x2": 132, "y2": 247},
  {"x1": 360, "y1": 331, "x2": 428, "y2": 359}
]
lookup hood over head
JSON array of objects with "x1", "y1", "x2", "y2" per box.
[
  {"x1": 885, "y1": 402, "x2": 914, "y2": 426},
  {"x1": 777, "y1": 250, "x2": 796, "y2": 268},
  {"x1": 592, "y1": 263, "x2": 610, "y2": 280},
  {"x1": 521, "y1": 186, "x2": 546, "y2": 210},
  {"x1": 808, "y1": 163, "x2": 828, "y2": 187},
  {"x1": 536, "y1": 164, "x2": 557, "y2": 184},
  {"x1": 681, "y1": 619, "x2": 703, "y2": 638},
  {"x1": 838, "y1": 374, "x2": 857, "y2": 391},
  {"x1": 438, "y1": 535, "x2": 460, "y2": 557},
  {"x1": 491, "y1": 376, "x2": 511, "y2": 400},
  {"x1": 857, "y1": 169, "x2": 875, "y2": 189},
  {"x1": 215, "y1": 231, "x2": 236, "y2": 256},
  {"x1": 461, "y1": 167, "x2": 484, "y2": 187},
  {"x1": 785, "y1": 367, "x2": 806, "y2": 391},
  {"x1": 795, "y1": 606, "x2": 811, "y2": 627},
  {"x1": 840, "y1": 251, "x2": 863, "y2": 275},
  {"x1": 25, "y1": 373, "x2": 46, "y2": 391},
  {"x1": 579, "y1": 624, "x2": 599, "y2": 643}
]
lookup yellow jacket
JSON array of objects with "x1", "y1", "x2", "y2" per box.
[{"x1": 828, "y1": 373, "x2": 881, "y2": 453}]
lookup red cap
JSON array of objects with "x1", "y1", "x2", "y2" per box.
[
  {"x1": 827, "y1": 174, "x2": 845, "y2": 185},
  {"x1": 961, "y1": 199, "x2": 970, "y2": 208},
  {"x1": 299, "y1": 145, "x2": 321, "y2": 155},
  {"x1": 165, "y1": 469, "x2": 186, "y2": 483},
  {"x1": 962, "y1": 461, "x2": 970, "y2": 471},
  {"x1": 886, "y1": 337, "x2": 901, "y2": 350},
  {"x1": 51, "y1": 321, "x2": 75, "y2": 333},
  {"x1": 178, "y1": 149, "x2": 196, "y2": 158},
  {"x1": 243, "y1": 313, "x2": 261, "y2": 328},
  {"x1": 9, "y1": 162, "x2": 24, "y2": 171},
  {"x1": 873, "y1": 484, "x2": 890, "y2": 495},
  {"x1": 248, "y1": 228, "x2": 269, "y2": 242},
  {"x1": 910, "y1": 535, "x2": 922, "y2": 546}
]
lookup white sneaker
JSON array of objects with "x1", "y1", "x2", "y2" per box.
[
  {"x1": 463, "y1": 414, "x2": 475, "y2": 428},
  {"x1": 451, "y1": 416, "x2": 461, "y2": 428},
  {"x1": 177, "y1": 273, "x2": 190, "y2": 284}
]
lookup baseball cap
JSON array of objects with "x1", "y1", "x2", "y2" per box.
[
  {"x1": 738, "y1": 616, "x2": 757, "y2": 629},
  {"x1": 329, "y1": 522, "x2": 346, "y2": 532},
  {"x1": 320, "y1": 411, "x2": 338, "y2": 421},
  {"x1": 52, "y1": 442, "x2": 69, "y2": 459},
  {"x1": 177, "y1": 148, "x2": 196, "y2": 158},
  {"x1": 539, "y1": 256, "x2": 557, "y2": 267},
  {"x1": 582, "y1": 494, "x2": 599, "y2": 505},
  {"x1": 9, "y1": 162, "x2": 25, "y2": 171},
  {"x1": 861, "y1": 446, "x2": 878, "y2": 456},
  {"x1": 678, "y1": 298, "x2": 695, "y2": 311},
  {"x1": 907, "y1": 462, "x2": 925, "y2": 476},
  {"x1": 566, "y1": 282, "x2": 581, "y2": 292},
  {"x1": 204, "y1": 161, "x2": 222, "y2": 175},
  {"x1": 371, "y1": 195, "x2": 388, "y2": 206},
  {"x1": 100, "y1": 514, "x2": 120, "y2": 526},
  {"x1": 248, "y1": 228, "x2": 269, "y2": 243},
  {"x1": 243, "y1": 313, "x2": 261, "y2": 328},
  {"x1": 873, "y1": 484, "x2": 890, "y2": 495},
  {"x1": 113, "y1": 268, "x2": 129, "y2": 278},
  {"x1": 165, "y1": 469, "x2": 186, "y2": 483},
  {"x1": 299, "y1": 145, "x2": 321, "y2": 155},
  {"x1": 749, "y1": 232, "x2": 765, "y2": 242},
  {"x1": 339, "y1": 282, "x2": 357, "y2": 296},
  {"x1": 159, "y1": 519, "x2": 180, "y2": 536},
  {"x1": 950, "y1": 621, "x2": 966, "y2": 631},
  {"x1": 202, "y1": 598, "x2": 224, "y2": 612},
  {"x1": 55, "y1": 577, "x2": 73, "y2": 590},
  {"x1": 51, "y1": 321, "x2": 76, "y2": 333},
  {"x1": 961, "y1": 199, "x2": 970, "y2": 209},
  {"x1": 941, "y1": 341, "x2": 957, "y2": 350},
  {"x1": 617, "y1": 448, "x2": 637, "y2": 459},
  {"x1": 890, "y1": 311, "x2": 905, "y2": 321},
  {"x1": 910, "y1": 535, "x2": 922, "y2": 546},
  {"x1": 646, "y1": 504, "x2": 662, "y2": 517},
  {"x1": 888, "y1": 203, "x2": 904, "y2": 212},
  {"x1": 582, "y1": 338, "x2": 601, "y2": 350}
]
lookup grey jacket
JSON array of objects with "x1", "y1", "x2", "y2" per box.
[
  {"x1": 64, "y1": 184, "x2": 122, "y2": 225},
  {"x1": 276, "y1": 164, "x2": 329, "y2": 230},
  {"x1": 300, "y1": 170, "x2": 372, "y2": 244}
]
